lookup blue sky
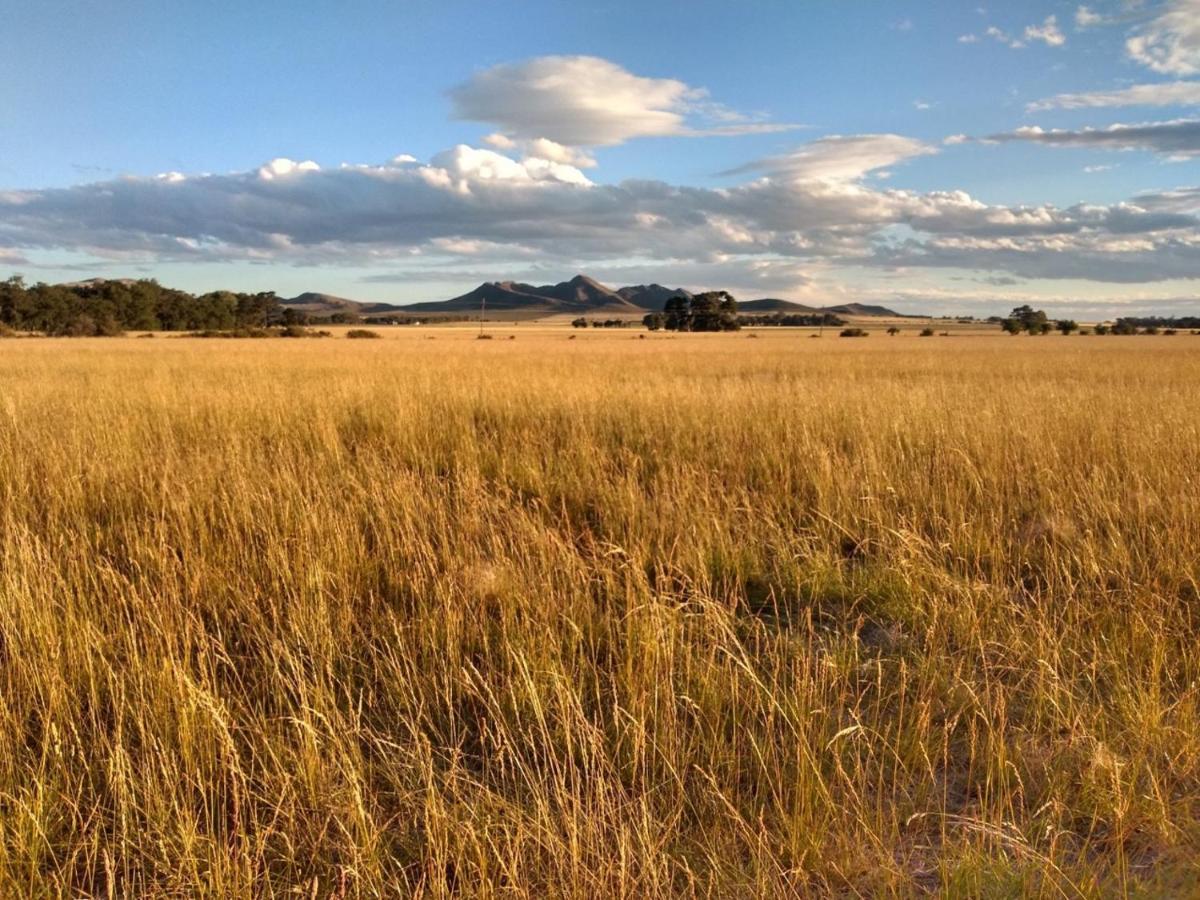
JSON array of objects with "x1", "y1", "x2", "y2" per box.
[{"x1": 1, "y1": 0, "x2": 1198, "y2": 315}]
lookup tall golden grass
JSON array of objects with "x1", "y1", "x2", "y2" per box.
[{"x1": 1, "y1": 331, "x2": 1198, "y2": 896}]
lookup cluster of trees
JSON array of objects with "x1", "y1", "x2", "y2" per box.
[
  {"x1": 0, "y1": 277, "x2": 281, "y2": 335},
  {"x1": 571, "y1": 318, "x2": 632, "y2": 328},
  {"x1": 735, "y1": 312, "x2": 844, "y2": 327},
  {"x1": 644, "y1": 292, "x2": 740, "y2": 332},
  {"x1": 1000, "y1": 305, "x2": 1052, "y2": 335},
  {"x1": 998, "y1": 306, "x2": 1197, "y2": 336},
  {"x1": 1111, "y1": 316, "x2": 1200, "y2": 332}
]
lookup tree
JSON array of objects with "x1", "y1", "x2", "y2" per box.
[
  {"x1": 887, "y1": 326, "x2": 900, "y2": 336},
  {"x1": 1056, "y1": 319, "x2": 1078, "y2": 335},
  {"x1": 654, "y1": 292, "x2": 740, "y2": 332},
  {"x1": 1003, "y1": 305, "x2": 1050, "y2": 335},
  {"x1": 571, "y1": 317, "x2": 588, "y2": 329},
  {"x1": 641, "y1": 313, "x2": 665, "y2": 331},
  {"x1": 663, "y1": 295, "x2": 691, "y2": 331}
]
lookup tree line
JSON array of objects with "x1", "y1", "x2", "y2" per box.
[
  {"x1": 0, "y1": 277, "x2": 281, "y2": 336},
  {"x1": 1000, "y1": 305, "x2": 1199, "y2": 336},
  {"x1": 736, "y1": 312, "x2": 844, "y2": 327}
]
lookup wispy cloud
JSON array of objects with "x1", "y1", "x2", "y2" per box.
[
  {"x1": 985, "y1": 118, "x2": 1200, "y2": 159},
  {"x1": 1028, "y1": 80, "x2": 1200, "y2": 111}
]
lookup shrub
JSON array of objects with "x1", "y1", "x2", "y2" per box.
[
  {"x1": 919, "y1": 328, "x2": 935, "y2": 337},
  {"x1": 839, "y1": 328, "x2": 868, "y2": 337},
  {"x1": 346, "y1": 329, "x2": 382, "y2": 339}
]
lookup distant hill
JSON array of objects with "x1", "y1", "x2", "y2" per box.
[
  {"x1": 738, "y1": 298, "x2": 821, "y2": 314},
  {"x1": 403, "y1": 275, "x2": 645, "y2": 316},
  {"x1": 282, "y1": 292, "x2": 406, "y2": 316},
  {"x1": 617, "y1": 284, "x2": 693, "y2": 309},
  {"x1": 273, "y1": 277, "x2": 901, "y2": 319},
  {"x1": 823, "y1": 303, "x2": 902, "y2": 317}
]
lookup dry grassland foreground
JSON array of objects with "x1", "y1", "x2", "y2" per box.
[{"x1": 1, "y1": 330, "x2": 1199, "y2": 896}]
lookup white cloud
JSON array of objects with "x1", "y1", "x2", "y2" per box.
[
  {"x1": 986, "y1": 118, "x2": 1200, "y2": 158},
  {"x1": 985, "y1": 25, "x2": 1025, "y2": 48},
  {"x1": 720, "y1": 134, "x2": 938, "y2": 182},
  {"x1": 1025, "y1": 15, "x2": 1066, "y2": 46},
  {"x1": 430, "y1": 144, "x2": 594, "y2": 186},
  {"x1": 958, "y1": 33, "x2": 980, "y2": 43},
  {"x1": 448, "y1": 55, "x2": 799, "y2": 147},
  {"x1": 979, "y1": 16, "x2": 1067, "y2": 49},
  {"x1": 1028, "y1": 80, "x2": 1200, "y2": 111},
  {"x1": 483, "y1": 134, "x2": 597, "y2": 168},
  {"x1": 257, "y1": 158, "x2": 320, "y2": 180},
  {"x1": 1, "y1": 139, "x2": 1197, "y2": 288},
  {"x1": 1127, "y1": 0, "x2": 1200, "y2": 74},
  {"x1": 1075, "y1": 5, "x2": 1111, "y2": 28}
]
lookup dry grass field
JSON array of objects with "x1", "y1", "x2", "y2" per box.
[{"x1": 1, "y1": 329, "x2": 1198, "y2": 896}]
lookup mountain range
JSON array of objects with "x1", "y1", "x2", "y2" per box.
[{"x1": 281, "y1": 275, "x2": 898, "y2": 318}]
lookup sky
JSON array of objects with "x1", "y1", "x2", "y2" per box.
[{"x1": 1, "y1": 0, "x2": 1198, "y2": 317}]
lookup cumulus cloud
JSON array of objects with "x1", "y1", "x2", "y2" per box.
[
  {"x1": 1028, "y1": 80, "x2": 1200, "y2": 111},
  {"x1": 448, "y1": 55, "x2": 800, "y2": 147},
  {"x1": 985, "y1": 118, "x2": 1200, "y2": 158},
  {"x1": 2, "y1": 136, "x2": 1197, "y2": 288},
  {"x1": 1025, "y1": 15, "x2": 1066, "y2": 46},
  {"x1": 256, "y1": 158, "x2": 320, "y2": 180},
  {"x1": 719, "y1": 134, "x2": 938, "y2": 182},
  {"x1": 1126, "y1": 0, "x2": 1200, "y2": 74}
]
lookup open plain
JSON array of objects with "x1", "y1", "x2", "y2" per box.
[{"x1": 1, "y1": 329, "x2": 1198, "y2": 896}]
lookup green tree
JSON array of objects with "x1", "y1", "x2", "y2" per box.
[
  {"x1": 1001, "y1": 306, "x2": 1050, "y2": 334},
  {"x1": 641, "y1": 313, "x2": 665, "y2": 331},
  {"x1": 663, "y1": 295, "x2": 691, "y2": 331}
]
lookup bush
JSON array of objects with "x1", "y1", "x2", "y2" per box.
[
  {"x1": 839, "y1": 328, "x2": 869, "y2": 338},
  {"x1": 919, "y1": 328, "x2": 935, "y2": 337},
  {"x1": 346, "y1": 329, "x2": 382, "y2": 339}
]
